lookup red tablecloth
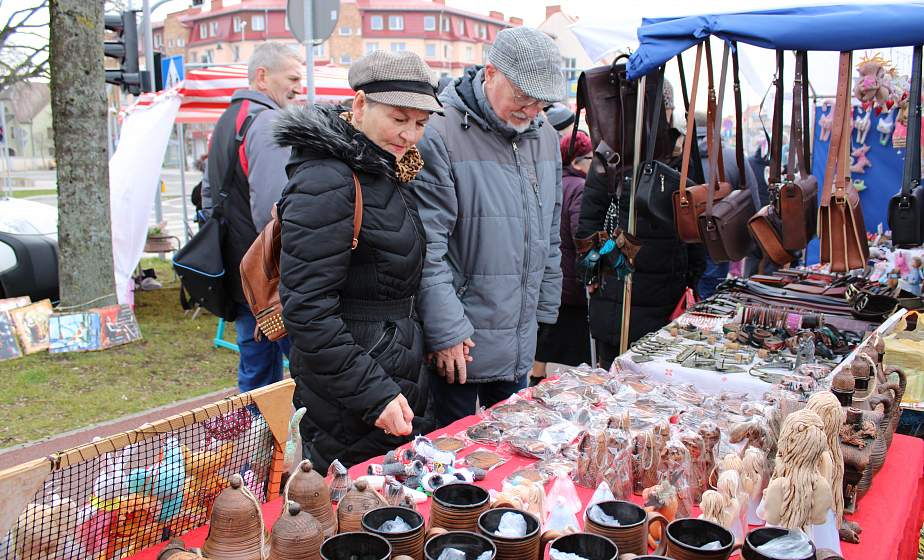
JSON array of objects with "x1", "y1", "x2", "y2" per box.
[{"x1": 131, "y1": 416, "x2": 924, "y2": 560}]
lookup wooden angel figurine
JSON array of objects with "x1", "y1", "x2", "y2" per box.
[
  {"x1": 741, "y1": 447, "x2": 767, "y2": 526},
  {"x1": 698, "y1": 421, "x2": 721, "y2": 475},
  {"x1": 716, "y1": 470, "x2": 744, "y2": 544},
  {"x1": 759, "y1": 409, "x2": 833, "y2": 533},
  {"x1": 659, "y1": 440, "x2": 694, "y2": 518},
  {"x1": 699, "y1": 489, "x2": 735, "y2": 530},
  {"x1": 807, "y1": 391, "x2": 856, "y2": 546}
]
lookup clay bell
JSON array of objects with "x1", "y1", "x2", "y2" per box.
[
  {"x1": 831, "y1": 370, "x2": 856, "y2": 406},
  {"x1": 202, "y1": 474, "x2": 265, "y2": 560},
  {"x1": 337, "y1": 479, "x2": 387, "y2": 533},
  {"x1": 267, "y1": 501, "x2": 324, "y2": 560},
  {"x1": 287, "y1": 460, "x2": 337, "y2": 537}
]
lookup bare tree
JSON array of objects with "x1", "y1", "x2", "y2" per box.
[
  {"x1": 49, "y1": 0, "x2": 117, "y2": 308},
  {"x1": 0, "y1": 0, "x2": 49, "y2": 94}
]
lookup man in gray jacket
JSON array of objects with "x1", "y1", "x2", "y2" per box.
[
  {"x1": 412, "y1": 27, "x2": 564, "y2": 427},
  {"x1": 201, "y1": 42, "x2": 302, "y2": 392}
]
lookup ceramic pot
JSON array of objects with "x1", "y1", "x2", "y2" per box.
[
  {"x1": 337, "y1": 480, "x2": 387, "y2": 533},
  {"x1": 584, "y1": 500, "x2": 668, "y2": 556},
  {"x1": 320, "y1": 532, "x2": 391, "y2": 560},
  {"x1": 363, "y1": 506, "x2": 437, "y2": 560},
  {"x1": 430, "y1": 483, "x2": 490, "y2": 532},
  {"x1": 424, "y1": 531, "x2": 496, "y2": 560},
  {"x1": 548, "y1": 533, "x2": 618, "y2": 560},
  {"x1": 477, "y1": 508, "x2": 559, "y2": 560},
  {"x1": 287, "y1": 460, "x2": 337, "y2": 537},
  {"x1": 653, "y1": 519, "x2": 739, "y2": 560},
  {"x1": 267, "y1": 502, "x2": 324, "y2": 560},
  {"x1": 202, "y1": 474, "x2": 265, "y2": 560},
  {"x1": 742, "y1": 527, "x2": 815, "y2": 560}
]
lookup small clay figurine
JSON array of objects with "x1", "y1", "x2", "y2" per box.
[
  {"x1": 741, "y1": 447, "x2": 767, "y2": 526},
  {"x1": 327, "y1": 459, "x2": 351, "y2": 503},
  {"x1": 680, "y1": 431, "x2": 708, "y2": 503},
  {"x1": 807, "y1": 392, "x2": 858, "y2": 545},
  {"x1": 760, "y1": 409, "x2": 833, "y2": 533},
  {"x1": 716, "y1": 470, "x2": 744, "y2": 544},
  {"x1": 659, "y1": 440, "x2": 694, "y2": 518},
  {"x1": 698, "y1": 490, "x2": 733, "y2": 528}
]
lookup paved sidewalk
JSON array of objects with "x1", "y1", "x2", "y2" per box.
[{"x1": 0, "y1": 387, "x2": 236, "y2": 471}]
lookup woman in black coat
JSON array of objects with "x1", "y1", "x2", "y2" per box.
[{"x1": 274, "y1": 51, "x2": 441, "y2": 470}]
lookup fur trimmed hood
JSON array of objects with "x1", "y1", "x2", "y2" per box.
[{"x1": 273, "y1": 105, "x2": 398, "y2": 179}]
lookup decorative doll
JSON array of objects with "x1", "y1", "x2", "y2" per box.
[
  {"x1": 680, "y1": 431, "x2": 708, "y2": 502},
  {"x1": 741, "y1": 447, "x2": 767, "y2": 526},
  {"x1": 716, "y1": 470, "x2": 744, "y2": 544},
  {"x1": 904, "y1": 257, "x2": 923, "y2": 296},
  {"x1": 806, "y1": 392, "x2": 853, "y2": 548},
  {"x1": 327, "y1": 459, "x2": 352, "y2": 503},
  {"x1": 698, "y1": 490, "x2": 733, "y2": 528},
  {"x1": 659, "y1": 440, "x2": 694, "y2": 518}
]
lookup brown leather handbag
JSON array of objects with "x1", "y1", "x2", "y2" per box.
[
  {"x1": 779, "y1": 51, "x2": 818, "y2": 251},
  {"x1": 673, "y1": 42, "x2": 731, "y2": 243},
  {"x1": 697, "y1": 41, "x2": 751, "y2": 261},
  {"x1": 819, "y1": 52, "x2": 869, "y2": 273},
  {"x1": 748, "y1": 50, "x2": 795, "y2": 266},
  {"x1": 240, "y1": 172, "x2": 363, "y2": 341}
]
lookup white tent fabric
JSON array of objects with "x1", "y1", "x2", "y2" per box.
[{"x1": 109, "y1": 93, "x2": 181, "y2": 305}]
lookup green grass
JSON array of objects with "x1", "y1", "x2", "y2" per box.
[
  {"x1": 11, "y1": 189, "x2": 58, "y2": 198},
  {"x1": 0, "y1": 258, "x2": 239, "y2": 448}
]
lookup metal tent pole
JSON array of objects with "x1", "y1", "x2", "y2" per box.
[
  {"x1": 177, "y1": 123, "x2": 190, "y2": 243},
  {"x1": 619, "y1": 76, "x2": 647, "y2": 356}
]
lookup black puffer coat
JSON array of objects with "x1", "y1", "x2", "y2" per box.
[{"x1": 274, "y1": 106, "x2": 431, "y2": 471}]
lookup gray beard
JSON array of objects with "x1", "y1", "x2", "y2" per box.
[{"x1": 507, "y1": 120, "x2": 530, "y2": 133}]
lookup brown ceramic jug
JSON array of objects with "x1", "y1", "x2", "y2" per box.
[
  {"x1": 548, "y1": 533, "x2": 619, "y2": 560},
  {"x1": 202, "y1": 474, "x2": 266, "y2": 560},
  {"x1": 362, "y1": 506, "x2": 442, "y2": 560},
  {"x1": 287, "y1": 460, "x2": 338, "y2": 537},
  {"x1": 430, "y1": 483, "x2": 491, "y2": 532},
  {"x1": 320, "y1": 532, "x2": 392, "y2": 560},
  {"x1": 267, "y1": 501, "x2": 325, "y2": 560},
  {"x1": 584, "y1": 500, "x2": 668, "y2": 556},
  {"x1": 424, "y1": 530, "x2": 497, "y2": 560},
  {"x1": 337, "y1": 480, "x2": 387, "y2": 533},
  {"x1": 653, "y1": 519, "x2": 740, "y2": 560},
  {"x1": 742, "y1": 527, "x2": 815, "y2": 560},
  {"x1": 476, "y1": 507, "x2": 560, "y2": 560}
]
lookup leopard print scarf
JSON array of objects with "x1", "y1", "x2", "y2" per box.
[{"x1": 341, "y1": 112, "x2": 424, "y2": 183}]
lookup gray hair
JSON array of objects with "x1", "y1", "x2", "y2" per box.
[{"x1": 248, "y1": 42, "x2": 303, "y2": 83}]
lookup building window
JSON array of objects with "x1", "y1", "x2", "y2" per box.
[
  {"x1": 314, "y1": 44, "x2": 324, "y2": 58},
  {"x1": 232, "y1": 45, "x2": 240, "y2": 62},
  {"x1": 178, "y1": 38, "x2": 185, "y2": 47},
  {"x1": 168, "y1": 39, "x2": 175, "y2": 48},
  {"x1": 388, "y1": 15, "x2": 404, "y2": 30},
  {"x1": 390, "y1": 42, "x2": 406, "y2": 52},
  {"x1": 466, "y1": 46, "x2": 473, "y2": 61},
  {"x1": 209, "y1": 21, "x2": 219, "y2": 36},
  {"x1": 205, "y1": 49, "x2": 214, "y2": 63},
  {"x1": 425, "y1": 43, "x2": 436, "y2": 58},
  {"x1": 424, "y1": 16, "x2": 436, "y2": 31},
  {"x1": 479, "y1": 24, "x2": 487, "y2": 39},
  {"x1": 251, "y1": 14, "x2": 265, "y2": 31},
  {"x1": 199, "y1": 23, "x2": 207, "y2": 39},
  {"x1": 443, "y1": 44, "x2": 450, "y2": 58},
  {"x1": 190, "y1": 50, "x2": 197, "y2": 61},
  {"x1": 339, "y1": 26, "x2": 352, "y2": 36},
  {"x1": 441, "y1": 16, "x2": 450, "y2": 32},
  {"x1": 233, "y1": 16, "x2": 242, "y2": 32},
  {"x1": 366, "y1": 42, "x2": 379, "y2": 54},
  {"x1": 154, "y1": 34, "x2": 162, "y2": 48},
  {"x1": 340, "y1": 54, "x2": 352, "y2": 65},
  {"x1": 457, "y1": 19, "x2": 465, "y2": 35},
  {"x1": 370, "y1": 15, "x2": 383, "y2": 30}
]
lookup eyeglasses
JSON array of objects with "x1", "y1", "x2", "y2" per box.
[{"x1": 504, "y1": 76, "x2": 543, "y2": 109}]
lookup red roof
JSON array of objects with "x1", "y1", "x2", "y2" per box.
[
  {"x1": 180, "y1": 0, "x2": 285, "y2": 23},
  {"x1": 356, "y1": 0, "x2": 512, "y2": 26}
]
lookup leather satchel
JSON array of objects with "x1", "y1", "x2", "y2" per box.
[
  {"x1": 698, "y1": 41, "x2": 754, "y2": 261},
  {"x1": 240, "y1": 172, "x2": 363, "y2": 341},
  {"x1": 819, "y1": 52, "x2": 869, "y2": 273},
  {"x1": 779, "y1": 51, "x2": 818, "y2": 251},
  {"x1": 888, "y1": 44, "x2": 924, "y2": 247}
]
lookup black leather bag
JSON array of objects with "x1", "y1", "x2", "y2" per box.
[{"x1": 888, "y1": 44, "x2": 923, "y2": 247}]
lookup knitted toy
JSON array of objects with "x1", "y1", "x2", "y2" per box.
[
  {"x1": 877, "y1": 109, "x2": 896, "y2": 145},
  {"x1": 127, "y1": 437, "x2": 186, "y2": 523},
  {"x1": 854, "y1": 108, "x2": 872, "y2": 145},
  {"x1": 850, "y1": 145, "x2": 872, "y2": 174},
  {"x1": 854, "y1": 54, "x2": 895, "y2": 106},
  {"x1": 76, "y1": 444, "x2": 134, "y2": 557},
  {"x1": 13, "y1": 494, "x2": 78, "y2": 560},
  {"x1": 760, "y1": 409, "x2": 833, "y2": 533},
  {"x1": 105, "y1": 493, "x2": 164, "y2": 559},
  {"x1": 819, "y1": 102, "x2": 835, "y2": 142},
  {"x1": 175, "y1": 441, "x2": 235, "y2": 534}
]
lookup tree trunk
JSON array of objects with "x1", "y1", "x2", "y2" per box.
[{"x1": 49, "y1": 0, "x2": 117, "y2": 309}]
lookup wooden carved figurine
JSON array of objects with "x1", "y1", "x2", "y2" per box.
[
  {"x1": 680, "y1": 431, "x2": 708, "y2": 503},
  {"x1": 659, "y1": 440, "x2": 694, "y2": 518},
  {"x1": 806, "y1": 391, "x2": 850, "y2": 548}
]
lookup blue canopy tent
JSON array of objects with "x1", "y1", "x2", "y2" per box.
[{"x1": 626, "y1": 3, "x2": 924, "y2": 80}]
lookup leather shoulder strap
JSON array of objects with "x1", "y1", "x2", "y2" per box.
[
  {"x1": 801, "y1": 53, "x2": 812, "y2": 174},
  {"x1": 679, "y1": 42, "x2": 704, "y2": 201},
  {"x1": 645, "y1": 66, "x2": 666, "y2": 163},
  {"x1": 351, "y1": 172, "x2": 363, "y2": 250},
  {"x1": 903, "y1": 44, "x2": 923, "y2": 193},
  {"x1": 821, "y1": 52, "x2": 852, "y2": 205},
  {"x1": 732, "y1": 42, "x2": 748, "y2": 190},
  {"x1": 769, "y1": 51, "x2": 785, "y2": 186},
  {"x1": 787, "y1": 51, "x2": 808, "y2": 181}
]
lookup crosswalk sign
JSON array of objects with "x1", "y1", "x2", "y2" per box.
[{"x1": 161, "y1": 55, "x2": 184, "y2": 89}]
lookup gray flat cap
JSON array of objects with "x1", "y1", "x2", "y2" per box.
[
  {"x1": 545, "y1": 103, "x2": 574, "y2": 131},
  {"x1": 348, "y1": 50, "x2": 442, "y2": 113},
  {"x1": 489, "y1": 27, "x2": 564, "y2": 104}
]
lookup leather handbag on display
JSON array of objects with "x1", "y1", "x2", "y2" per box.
[
  {"x1": 819, "y1": 52, "x2": 870, "y2": 273},
  {"x1": 239, "y1": 173, "x2": 363, "y2": 341},
  {"x1": 888, "y1": 44, "x2": 924, "y2": 247},
  {"x1": 779, "y1": 51, "x2": 818, "y2": 251},
  {"x1": 673, "y1": 42, "x2": 732, "y2": 243},
  {"x1": 698, "y1": 41, "x2": 754, "y2": 261},
  {"x1": 749, "y1": 51, "x2": 796, "y2": 266}
]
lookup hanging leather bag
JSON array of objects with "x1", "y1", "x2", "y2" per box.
[
  {"x1": 749, "y1": 51, "x2": 796, "y2": 266},
  {"x1": 673, "y1": 42, "x2": 732, "y2": 242},
  {"x1": 888, "y1": 44, "x2": 924, "y2": 247},
  {"x1": 700, "y1": 42, "x2": 758, "y2": 262},
  {"x1": 819, "y1": 52, "x2": 870, "y2": 273},
  {"x1": 239, "y1": 173, "x2": 363, "y2": 341},
  {"x1": 779, "y1": 51, "x2": 819, "y2": 251}
]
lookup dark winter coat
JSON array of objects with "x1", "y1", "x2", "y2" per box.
[
  {"x1": 274, "y1": 106, "x2": 431, "y2": 471},
  {"x1": 561, "y1": 167, "x2": 587, "y2": 307}
]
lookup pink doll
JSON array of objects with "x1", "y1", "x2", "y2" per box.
[
  {"x1": 850, "y1": 145, "x2": 872, "y2": 174},
  {"x1": 819, "y1": 102, "x2": 834, "y2": 142},
  {"x1": 878, "y1": 109, "x2": 896, "y2": 145}
]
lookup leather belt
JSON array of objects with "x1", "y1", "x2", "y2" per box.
[{"x1": 341, "y1": 297, "x2": 415, "y2": 322}]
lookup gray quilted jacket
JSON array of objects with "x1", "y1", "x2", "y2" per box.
[{"x1": 411, "y1": 67, "x2": 563, "y2": 383}]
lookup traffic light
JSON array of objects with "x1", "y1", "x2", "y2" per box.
[{"x1": 104, "y1": 11, "x2": 142, "y2": 95}]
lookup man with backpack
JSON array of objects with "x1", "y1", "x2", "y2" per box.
[{"x1": 200, "y1": 42, "x2": 302, "y2": 392}]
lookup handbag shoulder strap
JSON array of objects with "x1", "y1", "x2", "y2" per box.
[
  {"x1": 213, "y1": 99, "x2": 263, "y2": 219},
  {"x1": 704, "y1": 40, "x2": 725, "y2": 215},
  {"x1": 676, "y1": 51, "x2": 706, "y2": 184},
  {"x1": 787, "y1": 51, "x2": 808, "y2": 181},
  {"x1": 801, "y1": 53, "x2": 812, "y2": 174},
  {"x1": 769, "y1": 51, "x2": 785, "y2": 187},
  {"x1": 903, "y1": 45, "x2": 923, "y2": 193},
  {"x1": 821, "y1": 52, "x2": 853, "y2": 206},
  {"x1": 679, "y1": 42, "x2": 704, "y2": 203},
  {"x1": 644, "y1": 66, "x2": 666, "y2": 163},
  {"x1": 732, "y1": 42, "x2": 761, "y2": 211},
  {"x1": 351, "y1": 172, "x2": 363, "y2": 250}
]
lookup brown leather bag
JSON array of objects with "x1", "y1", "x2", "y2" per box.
[
  {"x1": 779, "y1": 51, "x2": 818, "y2": 251},
  {"x1": 240, "y1": 172, "x2": 363, "y2": 341},
  {"x1": 699, "y1": 41, "x2": 757, "y2": 262},
  {"x1": 673, "y1": 42, "x2": 732, "y2": 243},
  {"x1": 819, "y1": 52, "x2": 869, "y2": 273}
]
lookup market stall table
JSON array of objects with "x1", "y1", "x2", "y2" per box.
[{"x1": 129, "y1": 414, "x2": 924, "y2": 560}]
